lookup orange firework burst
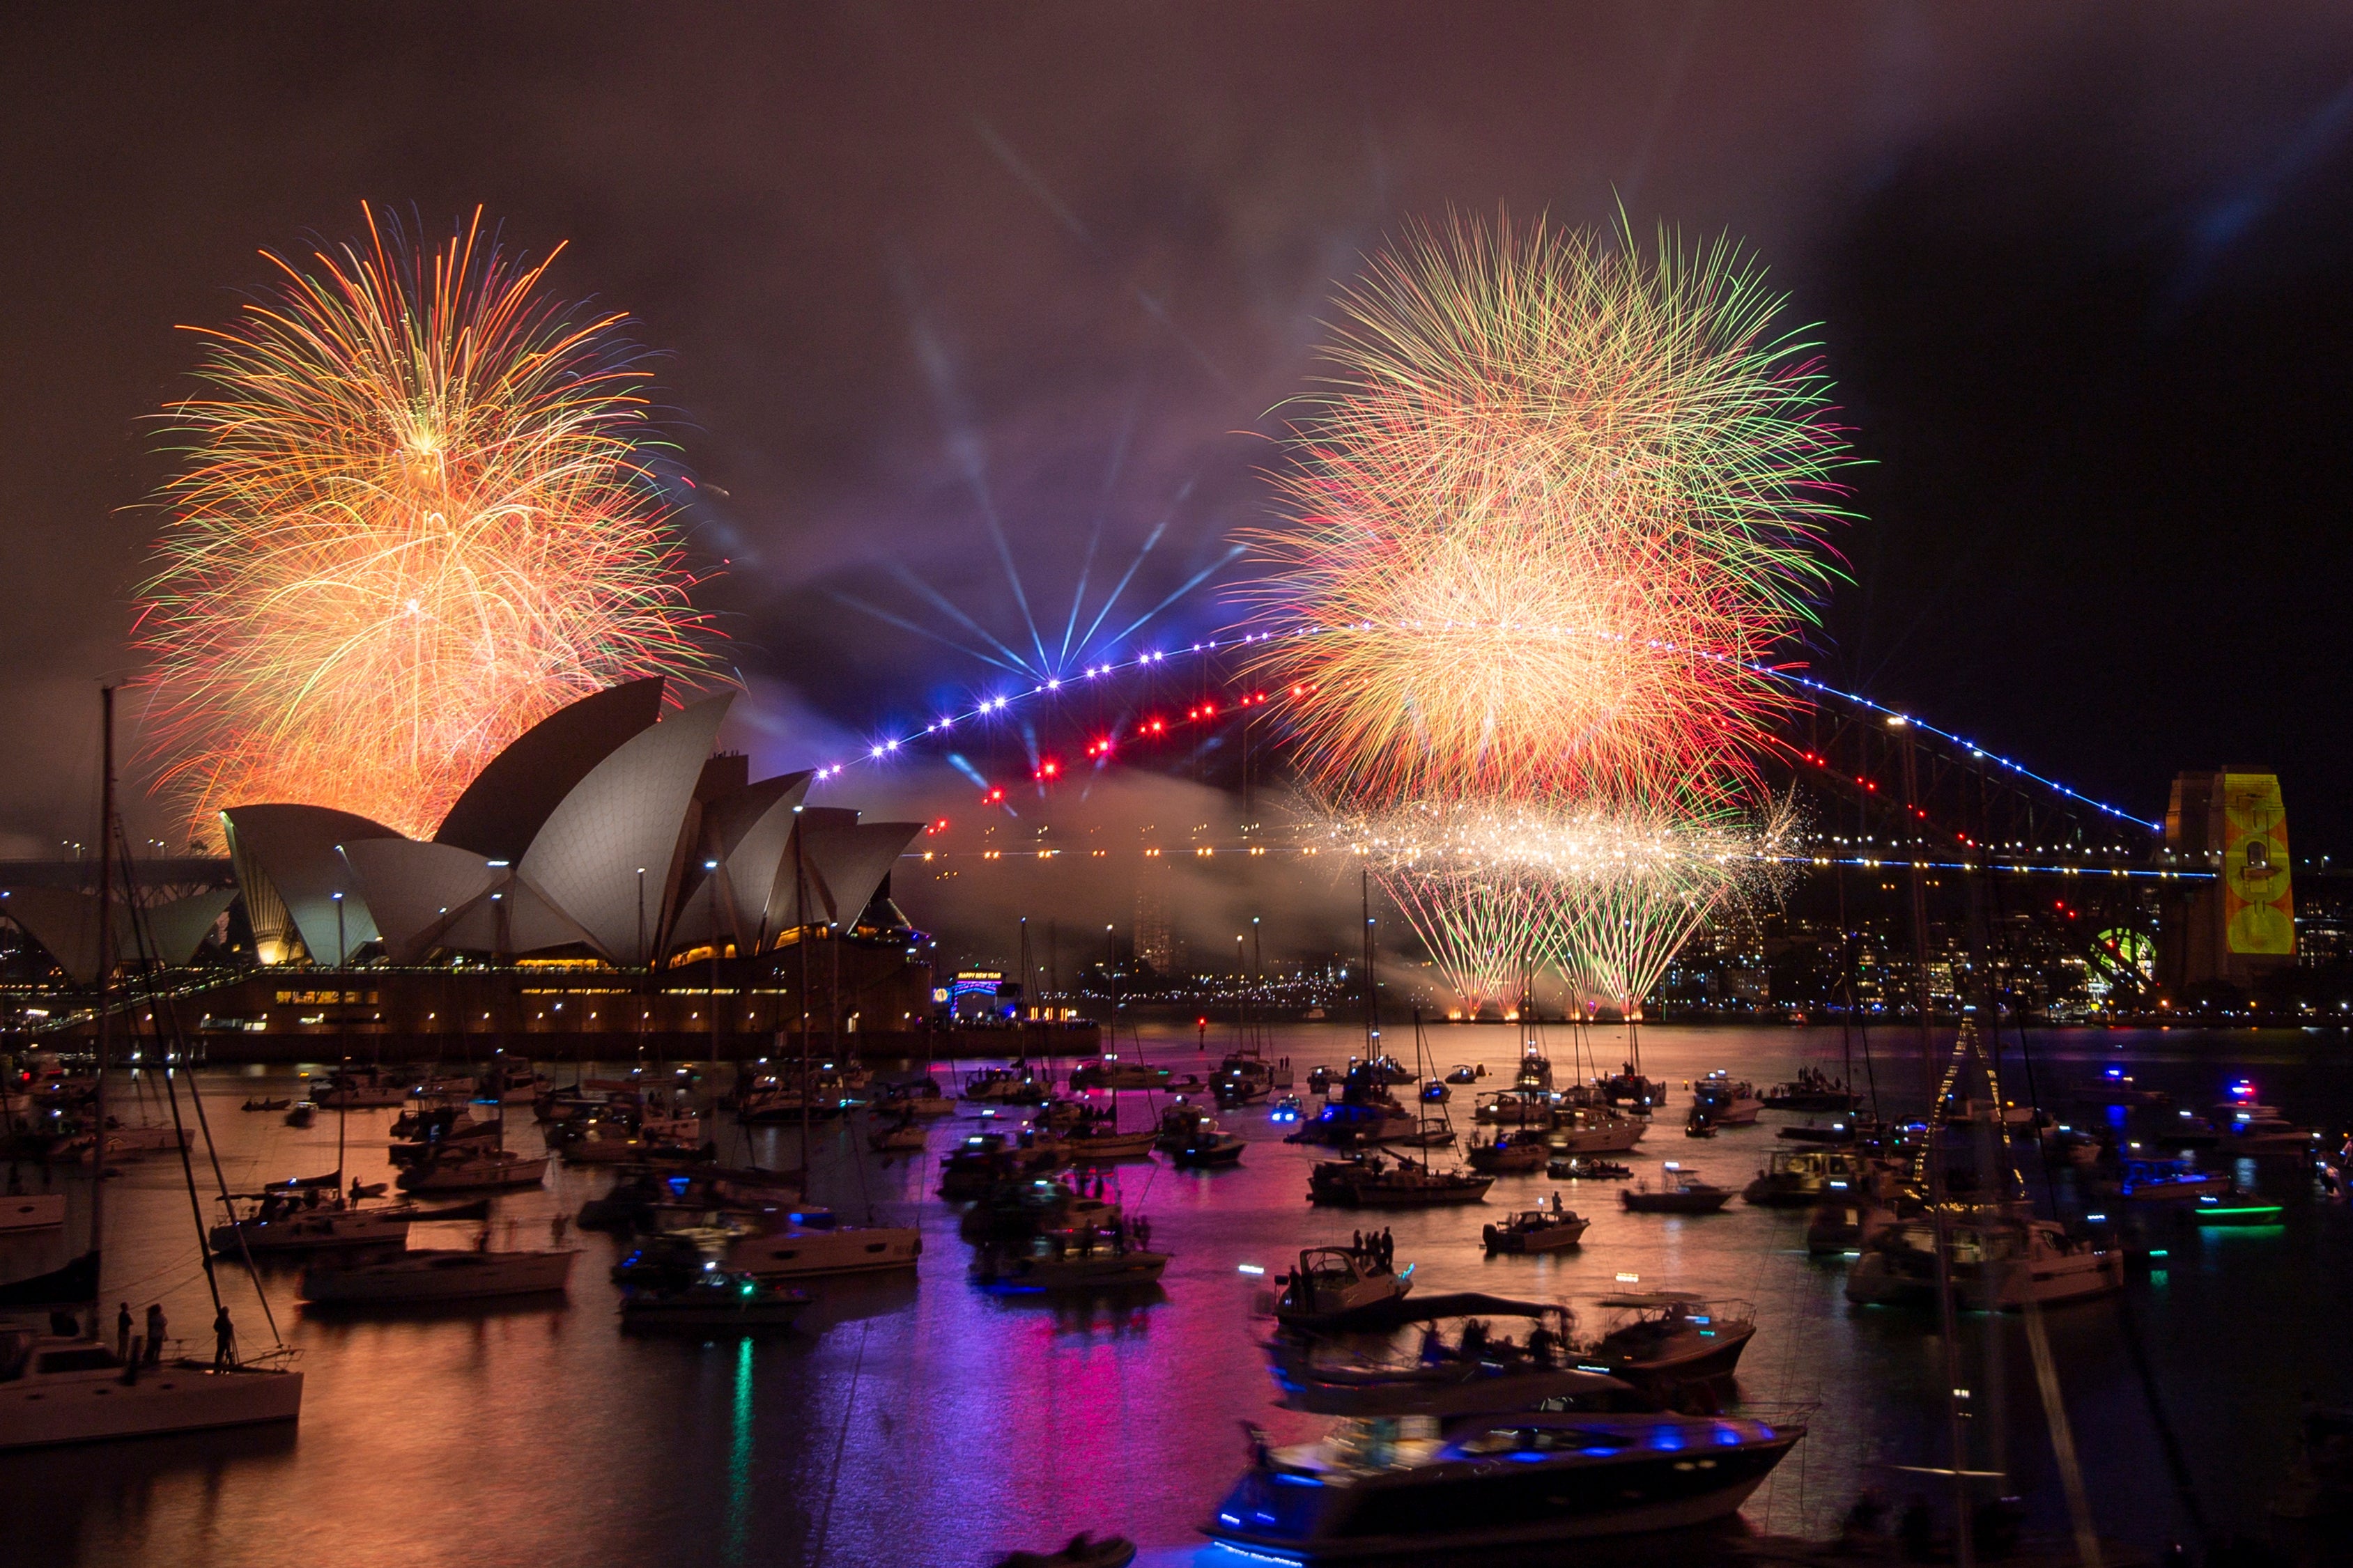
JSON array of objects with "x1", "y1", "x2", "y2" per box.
[
  {"x1": 135, "y1": 205, "x2": 722, "y2": 841},
  {"x1": 1240, "y1": 211, "x2": 1851, "y2": 813}
]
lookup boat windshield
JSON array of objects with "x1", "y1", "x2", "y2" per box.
[{"x1": 1453, "y1": 1425, "x2": 1634, "y2": 1457}]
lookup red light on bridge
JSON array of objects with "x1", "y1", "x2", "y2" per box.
[
  {"x1": 982, "y1": 787, "x2": 1005, "y2": 805},
  {"x1": 1035, "y1": 759, "x2": 1060, "y2": 780}
]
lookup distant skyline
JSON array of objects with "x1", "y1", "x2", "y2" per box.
[{"x1": 3, "y1": 3, "x2": 2350, "y2": 851}]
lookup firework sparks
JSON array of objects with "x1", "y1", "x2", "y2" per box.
[
  {"x1": 1240, "y1": 211, "x2": 1851, "y2": 812},
  {"x1": 136, "y1": 205, "x2": 721, "y2": 839},
  {"x1": 1327, "y1": 795, "x2": 1800, "y2": 1017}
]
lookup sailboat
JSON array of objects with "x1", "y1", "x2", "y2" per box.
[
  {"x1": 1, "y1": 688, "x2": 302, "y2": 1449},
  {"x1": 1306, "y1": 1014, "x2": 1490, "y2": 1207},
  {"x1": 394, "y1": 1050, "x2": 548, "y2": 1192}
]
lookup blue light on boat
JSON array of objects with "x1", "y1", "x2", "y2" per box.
[
  {"x1": 1581, "y1": 1445, "x2": 1621, "y2": 1457},
  {"x1": 1715, "y1": 1426, "x2": 1744, "y2": 1445},
  {"x1": 1649, "y1": 1427, "x2": 1687, "y2": 1451},
  {"x1": 1270, "y1": 1472, "x2": 1323, "y2": 1487}
]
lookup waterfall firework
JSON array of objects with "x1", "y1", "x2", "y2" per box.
[{"x1": 135, "y1": 206, "x2": 721, "y2": 840}]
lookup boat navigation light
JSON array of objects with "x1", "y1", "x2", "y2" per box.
[
  {"x1": 1237, "y1": 1264, "x2": 1265, "y2": 1276},
  {"x1": 1614, "y1": 1271, "x2": 1640, "y2": 1283}
]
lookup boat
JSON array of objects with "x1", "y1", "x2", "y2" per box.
[
  {"x1": 619, "y1": 1270, "x2": 812, "y2": 1330},
  {"x1": 939, "y1": 1131, "x2": 1060, "y2": 1198},
  {"x1": 1482, "y1": 1196, "x2": 1589, "y2": 1254},
  {"x1": 1776, "y1": 1118, "x2": 1864, "y2": 1145},
  {"x1": 718, "y1": 1206, "x2": 923, "y2": 1280},
  {"x1": 1805, "y1": 1197, "x2": 1899, "y2": 1256},
  {"x1": 1444, "y1": 1064, "x2": 1480, "y2": 1085},
  {"x1": 1203, "y1": 1406, "x2": 1800, "y2": 1560},
  {"x1": 1577, "y1": 1292, "x2": 1758, "y2": 1386},
  {"x1": 1546, "y1": 1155, "x2": 1633, "y2": 1181},
  {"x1": 1270, "y1": 1094, "x2": 1304, "y2": 1125},
  {"x1": 1168, "y1": 1111, "x2": 1248, "y2": 1168},
  {"x1": 1049, "y1": 1117, "x2": 1162, "y2": 1161},
  {"x1": 2214, "y1": 1101, "x2": 2319, "y2": 1153},
  {"x1": 1760, "y1": 1070, "x2": 1859, "y2": 1112},
  {"x1": 1067, "y1": 1059, "x2": 1170, "y2": 1093},
  {"x1": 396, "y1": 1144, "x2": 548, "y2": 1192},
  {"x1": 962, "y1": 1062, "x2": 1050, "y2": 1104},
  {"x1": 1597, "y1": 1066, "x2": 1669, "y2": 1110},
  {"x1": 2111, "y1": 1158, "x2": 2232, "y2": 1203},
  {"x1": 0, "y1": 1193, "x2": 65, "y2": 1233},
  {"x1": 0, "y1": 1330, "x2": 304, "y2": 1450},
  {"x1": 1741, "y1": 1147, "x2": 1893, "y2": 1207},
  {"x1": 1691, "y1": 1071, "x2": 1764, "y2": 1126},
  {"x1": 314, "y1": 1066, "x2": 413, "y2": 1109},
  {"x1": 1308, "y1": 1154, "x2": 1492, "y2": 1209},
  {"x1": 284, "y1": 1102, "x2": 316, "y2": 1128},
  {"x1": 1418, "y1": 1079, "x2": 1450, "y2": 1104},
  {"x1": 1472, "y1": 1089, "x2": 1556, "y2": 1126},
  {"x1": 240, "y1": 1096, "x2": 291, "y2": 1112},
  {"x1": 1844, "y1": 1211, "x2": 2121, "y2": 1309},
  {"x1": 874, "y1": 1078, "x2": 955, "y2": 1117},
  {"x1": 2189, "y1": 1192, "x2": 2285, "y2": 1226},
  {"x1": 1272, "y1": 1245, "x2": 1412, "y2": 1328},
  {"x1": 1465, "y1": 1129, "x2": 1549, "y2": 1174},
  {"x1": 972, "y1": 1227, "x2": 1168, "y2": 1291},
  {"x1": 1550, "y1": 1103, "x2": 1647, "y2": 1154},
  {"x1": 299, "y1": 1245, "x2": 578, "y2": 1303},
  {"x1": 208, "y1": 1196, "x2": 488, "y2": 1255},
  {"x1": 1213, "y1": 1050, "x2": 1289, "y2": 1107},
  {"x1": 867, "y1": 1113, "x2": 930, "y2": 1154},
  {"x1": 475, "y1": 1060, "x2": 547, "y2": 1103},
  {"x1": 1618, "y1": 1165, "x2": 1732, "y2": 1214}
]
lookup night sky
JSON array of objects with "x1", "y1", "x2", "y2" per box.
[{"x1": 4, "y1": 3, "x2": 2350, "y2": 859}]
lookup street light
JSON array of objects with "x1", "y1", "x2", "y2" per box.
[{"x1": 332, "y1": 891, "x2": 346, "y2": 971}]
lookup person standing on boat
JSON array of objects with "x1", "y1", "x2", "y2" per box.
[
  {"x1": 143, "y1": 1303, "x2": 165, "y2": 1365},
  {"x1": 115, "y1": 1302, "x2": 131, "y2": 1360},
  {"x1": 213, "y1": 1305, "x2": 236, "y2": 1369}
]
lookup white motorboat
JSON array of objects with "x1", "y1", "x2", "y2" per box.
[
  {"x1": 1691, "y1": 1071, "x2": 1765, "y2": 1126},
  {"x1": 720, "y1": 1207, "x2": 922, "y2": 1280},
  {"x1": 867, "y1": 1115, "x2": 931, "y2": 1153},
  {"x1": 0, "y1": 1193, "x2": 65, "y2": 1233},
  {"x1": 1845, "y1": 1212, "x2": 2121, "y2": 1310},
  {"x1": 1482, "y1": 1198, "x2": 1589, "y2": 1254},
  {"x1": 1273, "y1": 1245, "x2": 1412, "y2": 1328},
  {"x1": 0, "y1": 1330, "x2": 302, "y2": 1450},
  {"x1": 1550, "y1": 1104, "x2": 1648, "y2": 1154},
  {"x1": 875, "y1": 1078, "x2": 956, "y2": 1117},
  {"x1": 299, "y1": 1246, "x2": 578, "y2": 1303}
]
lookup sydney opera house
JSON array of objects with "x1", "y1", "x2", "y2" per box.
[{"x1": 1, "y1": 681, "x2": 946, "y2": 1062}]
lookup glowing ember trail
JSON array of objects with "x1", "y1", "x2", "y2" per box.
[{"x1": 135, "y1": 205, "x2": 721, "y2": 841}]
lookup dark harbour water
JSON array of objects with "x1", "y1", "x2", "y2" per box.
[{"x1": 1, "y1": 1022, "x2": 2347, "y2": 1568}]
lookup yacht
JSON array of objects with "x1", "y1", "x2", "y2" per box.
[
  {"x1": 1805, "y1": 1197, "x2": 1898, "y2": 1256},
  {"x1": 1465, "y1": 1129, "x2": 1550, "y2": 1174},
  {"x1": 299, "y1": 1246, "x2": 578, "y2": 1303},
  {"x1": 1844, "y1": 1211, "x2": 2121, "y2": 1310},
  {"x1": 963, "y1": 1062, "x2": 1051, "y2": 1104},
  {"x1": 1167, "y1": 1112, "x2": 1248, "y2": 1168},
  {"x1": 972, "y1": 1227, "x2": 1168, "y2": 1291},
  {"x1": 1760, "y1": 1070, "x2": 1858, "y2": 1112},
  {"x1": 0, "y1": 1330, "x2": 302, "y2": 1449},
  {"x1": 718, "y1": 1206, "x2": 923, "y2": 1280},
  {"x1": 315, "y1": 1066, "x2": 415, "y2": 1109},
  {"x1": 867, "y1": 1113, "x2": 931, "y2": 1154},
  {"x1": 1575, "y1": 1293, "x2": 1757, "y2": 1386},
  {"x1": 1550, "y1": 1104, "x2": 1648, "y2": 1154},
  {"x1": 208, "y1": 1195, "x2": 486, "y2": 1255},
  {"x1": 1482, "y1": 1196, "x2": 1589, "y2": 1254},
  {"x1": 395, "y1": 1144, "x2": 548, "y2": 1193},
  {"x1": 1472, "y1": 1089, "x2": 1556, "y2": 1126},
  {"x1": 1273, "y1": 1245, "x2": 1411, "y2": 1328},
  {"x1": 619, "y1": 1271, "x2": 811, "y2": 1331},
  {"x1": 1203, "y1": 1407, "x2": 1800, "y2": 1560},
  {"x1": 1067, "y1": 1057, "x2": 1170, "y2": 1092},
  {"x1": 2111, "y1": 1159, "x2": 2232, "y2": 1203},
  {"x1": 1308, "y1": 1154, "x2": 1492, "y2": 1209},
  {"x1": 1692, "y1": 1072, "x2": 1764, "y2": 1126},
  {"x1": 875, "y1": 1078, "x2": 955, "y2": 1117},
  {"x1": 1741, "y1": 1148, "x2": 1892, "y2": 1207},
  {"x1": 1619, "y1": 1165, "x2": 1731, "y2": 1214}
]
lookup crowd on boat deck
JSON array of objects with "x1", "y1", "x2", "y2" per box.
[
  {"x1": 1417, "y1": 1315, "x2": 1563, "y2": 1368},
  {"x1": 1348, "y1": 1227, "x2": 1395, "y2": 1271}
]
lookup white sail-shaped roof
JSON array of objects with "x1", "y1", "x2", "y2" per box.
[
  {"x1": 518, "y1": 694, "x2": 732, "y2": 965},
  {"x1": 801, "y1": 815, "x2": 922, "y2": 929},
  {"x1": 668, "y1": 771, "x2": 814, "y2": 954},
  {"x1": 219, "y1": 805, "x2": 401, "y2": 965}
]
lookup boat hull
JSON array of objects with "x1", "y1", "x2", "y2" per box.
[
  {"x1": 299, "y1": 1249, "x2": 577, "y2": 1303},
  {"x1": 1204, "y1": 1431, "x2": 1799, "y2": 1562},
  {"x1": 0, "y1": 1359, "x2": 302, "y2": 1450},
  {"x1": 723, "y1": 1225, "x2": 923, "y2": 1280},
  {"x1": 0, "y1": 1195, "x2": 65, "y2": 1233}
]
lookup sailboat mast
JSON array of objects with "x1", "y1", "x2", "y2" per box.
[
  {"x1": 88, "y1": 685, "x2": 115, "y2": 1321},
  {"x1": 1359, "y1": 870, "x2": 1378, "y2": 1057},
  {"x1": 796, "y1": 822, "x2": 812, "y2": 1197}
]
